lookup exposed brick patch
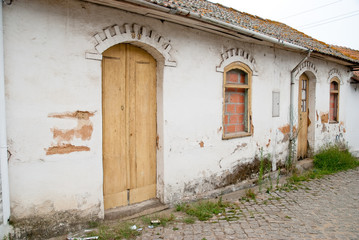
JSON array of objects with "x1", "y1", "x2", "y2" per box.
[
  {"x1": 224, "y1": 88, "x2": 246, "y2": 134},
  {"x1": 46, "y1": 144, "x2": 90, "y2": 155},
  {"x1": 47, "y1": 111, "x2": 94, "y2": 155}
]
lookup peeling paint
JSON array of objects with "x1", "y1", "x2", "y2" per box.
[
  {"x1": 322, "y1": 124, "x2": 327, "y2": 133},
  {"x1": 278, "y1": 124, "x2": 290, "y2": 134},
  {"x1": 47, "y1": 111, "x2": 94, "y2": 155},
  {"x1": 51, "y1": 112, "x2": 94, "y2": 142},
  {"x1": 320, "y1": 112, "x2": 329, "y2": 124},
  {"x1": 48, "y1": 110, "x2": 95, "y2": 120},
  {"x1": 46, "y1": 144, "x2": 90, "y2": 155},
  {"x1": 316, "y1": 111, "x2": 319, "y2": 121},
  {"x1": 266, "y1": 139, "x2": 271, "y2": 147},
  {"x1": 278, "y1": 124, "x2": 296, "y2": 135},
  {"x1": 217, "y1": 126, "x2": 222, "y2": 133},
  {"x1": 231, "y1": 143, "x2": 247, "y2": 155}
]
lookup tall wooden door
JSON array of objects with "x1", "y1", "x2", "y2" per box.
[
  {"x1": 102, "y1": 44, "x2": 157, "y2": 210},
  {"x1": 297, "y1": 73, "x2": 309, "y2": 159}
]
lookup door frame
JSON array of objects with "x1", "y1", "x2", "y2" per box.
[
  {"x1": 296, "y1": 71, "x2": 317, "y2": 159},
  {"x1": 101, "y1": 42, "x2": 166, "y2": 208}
]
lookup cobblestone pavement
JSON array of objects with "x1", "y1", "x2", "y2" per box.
[{"x1": 137, "y1": 168, "x2": 359, "y2": 240}]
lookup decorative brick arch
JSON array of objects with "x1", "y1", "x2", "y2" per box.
[
  {"x1": 294, "y1": 61, "x2": 318, "y2": 80},
  {"x1": 216, "y1": 48, "x2": 257, "y2": 73},
  {"x1": 328, "y1": 68, "x2": 343, "y2": 84},
  {"x1": 86, "y1": 23, "x2": 177, "y2": 67}
]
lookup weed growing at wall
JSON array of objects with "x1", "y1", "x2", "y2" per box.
[
  {"x1": 176, "y1": 197, "x2": 231, "y2": 221},
  {"x1": 257, "y1": 147, "x2": 272, "y2": 192},
  {"x1": 278, "y1": 144, "x2": 359, "y2": 191},
  {"x1": 314, "y1": 145, "x2": 359, "y2": 173}
]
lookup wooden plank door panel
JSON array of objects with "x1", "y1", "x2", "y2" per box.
[
  {"x1": 102, "y1": 44, "x2": 129, "y2": 209},
  {"x1": 128, "y1": 45, "x2": 157, "y2": 204},
  {"x1": 103, "y1": 44, "x2": 157, "y2": 209},
  {"x1": 297, "y1": 73, "x2": 309, "y2": 159}
]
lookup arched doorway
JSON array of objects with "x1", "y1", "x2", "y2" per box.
[
  {"x1": 102, "y1": 43, "x2": 157, "y2": 210},
  {"x1": 297, "y1": 73, "x2": 309, "y2": 159}
]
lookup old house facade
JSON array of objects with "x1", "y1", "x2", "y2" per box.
[{"x1": 0, "y1": 0, "x2": 358, "y2": 237}]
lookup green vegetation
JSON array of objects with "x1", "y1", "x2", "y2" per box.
[
  {"x1": 314, "y1": 145, "x2": 359, "y2": 173},
  {"x1": 183, "y1": 216, "x2": 196, "y2": 224},
  {"x1": 258, "y1": 148, "x2": 272, "y2": 192},
  {"x1": 87, "y1": 222, "x2": 141, "y2": 240},
  {"x1": 175, "y1": 197, "x2": 230, "y2": 221},
  {"x1": 141, "y1": 213, "x2": 175, "y2": 227},
  {"x1": 279, "y1": 144, "x2": 359, "y2": 191},
  {"x1": 245, "y1": 189, "x2": 256, "y2": 200},
  {"x1": 83, "y1": 145, "x2": 358, "y2": 240}
]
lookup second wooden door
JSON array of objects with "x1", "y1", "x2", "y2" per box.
[{"x1": 297, "y1": 73, "x2": 309, "y2": 159}]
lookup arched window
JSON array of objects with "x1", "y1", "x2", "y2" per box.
[
  {"x1": 223, "y1": 62, "x2": 252, "y2": 139},
  {"x1": 329, "y1": 77, "x2": 340, "y2": 122}
]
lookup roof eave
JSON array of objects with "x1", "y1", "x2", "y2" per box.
[
  {"x1": 83, "y1": 0, "x2": 359, "y2": 66},
  {"x1": 84, "y1": 0, "x2": 309, "y2": 52}
]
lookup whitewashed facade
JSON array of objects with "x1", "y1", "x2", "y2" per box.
[{"x1": 0, "y1": 0, "x2": 358, "y2": 236}]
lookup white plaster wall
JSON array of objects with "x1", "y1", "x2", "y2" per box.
[
  {"x1": 3, "y1": 0, "x2": 356, "y2": 219},
  {"x1": 345, "y1": 78, "x2": 359, "y2": 156}
]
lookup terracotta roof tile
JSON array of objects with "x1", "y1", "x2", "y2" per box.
[
  {"x1": 331, "y1": 45, "x2": 359, "y2": 61},
  {"x1": 145, "y1": 0, "x2": 359, "y2": 64}
]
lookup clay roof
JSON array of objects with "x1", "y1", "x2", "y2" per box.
[
  {"x1": 144, "y1": 0, "x2": 359, "y2": 64},
  {"x1": 331, "y1": 45, "x2": 359, "y2": 61},
  {"x1": 352, "y1": 71, "x2": 359, "y2": 82}
]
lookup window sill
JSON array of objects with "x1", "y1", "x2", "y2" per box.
[{"x1": 222, "y1": 132, "x2": 252, "y2": 140}]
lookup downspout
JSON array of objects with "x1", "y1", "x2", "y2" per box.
[
  {"x1": 289, "y1": 50, "x2": 312, "y2": 164},
  {"x1": 0, "y1": 1, "x2": 10, "y2": 225}
]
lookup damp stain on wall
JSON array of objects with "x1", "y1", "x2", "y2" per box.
[{"x1": 46, "y1": 111, "x2": 95, "y2": 155}]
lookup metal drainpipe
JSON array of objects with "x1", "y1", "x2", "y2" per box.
[
  {"x1": 289, "y1": 50, "x2": 312, "y2": 160},
  {"x1": 0, "y1": 1, "x2": 11, "y2": 225}
]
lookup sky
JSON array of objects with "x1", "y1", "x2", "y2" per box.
[{"x1": 211, "y1": 0, "x2": 359, "y2": 50}]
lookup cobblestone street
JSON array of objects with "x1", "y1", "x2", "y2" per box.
[{"x1": 137, "y1": 168, "x2": 359, "y2": 240}]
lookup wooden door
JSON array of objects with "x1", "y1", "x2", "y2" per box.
[
  {"x1": 297, "y1": 73, "x2": 309, "y2": 159},
  {"x1": 102, "y1": 44, "x2": 157, "y2": 210}
]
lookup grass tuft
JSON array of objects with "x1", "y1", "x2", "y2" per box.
[
  {"x1": 314, "y1": 145, "x2": 359, "y2": 173},
  {"x1": 87, "y1": 222, "x2": 141, "y2": 240},
  {"x1": 176, "y1": 197, "x2": 230, "y2": 221}
]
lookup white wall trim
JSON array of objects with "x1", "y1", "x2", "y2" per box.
[
  {"x1": 216, "y1": 48, "x2": 257, "y2": 73},
  {"x1": 328, "y1": 68, "x2": 343, "y2": 85},
  {"x1": 294, "y1": 60, "x2": 318, "y2": 79},
  {"x1": 86, "y1": 23, "x2": 177, "y2": 67}
]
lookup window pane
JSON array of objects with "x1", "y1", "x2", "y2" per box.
[
  {"x1": 330, "y1": 81, "x2": 338, "y2": 91},
  {"x1": 330, "y1": 93, "x2": 338, "y2": 121},
  {"x1": 224, "y1": 88, "x2": 247, "y2": 134},
  {"x1": 226, "y1": 69, "x2": 247, "y2": 85},
  {"x1": 302, "y1": 89, "x2": 306, "y2": 100}
]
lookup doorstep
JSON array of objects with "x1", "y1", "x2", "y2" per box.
[{"x1": 105, "y1": 199, "x2": 169, "y2": 221}]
